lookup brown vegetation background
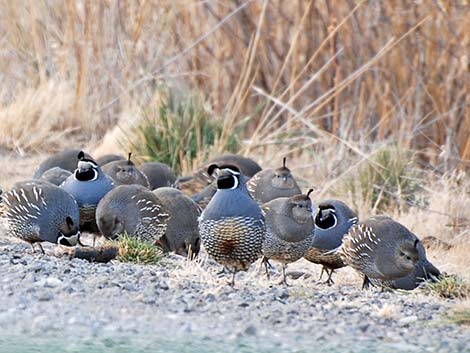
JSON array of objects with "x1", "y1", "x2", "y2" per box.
[{"x1": 0, "y1": 0, "x2": 468, "y2": 166}]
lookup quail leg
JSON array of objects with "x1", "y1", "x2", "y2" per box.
[
  {"x1": 29, "y1": 243, "x2": 37, "y2": 253},
  {"x1": 278, "y1": 264, "x2": 290, "y2": 286},
  {"x1": 325, "y1": 268, "x2": 335, "y2": 286},
  {"x1": 362, "y1": 275, "x2": 371, "y2": 290},
  {"x1": 229, "y1": 270, "x2": 236, "y2": 287},
  {"x1": 262, "y1": 256, "x2": 273, "y2": 280},
  {"x1": 36, "y1": 243, "x2": 45, "y2": 255}
]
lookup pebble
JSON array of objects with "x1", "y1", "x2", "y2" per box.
[{"x1": 0, "y1": 241, "x2": 467, "y2": 352}]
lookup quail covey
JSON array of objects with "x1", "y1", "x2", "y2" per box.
[
  {"x1": 338, "y1": 216, "x2": 420, "y2": 289},
  {"x1": 33, "y1": 149, "x2": 93, "y2": 179},
  {"x1": 61, "y1": 151, "x2": 114, "y2": 233},
  {"x1": 304, "y1": 200, "x2": 358, "y2": 284},
  {"x1": 262, "y1": 189, "x2": 315, "y2": 285},
  {"x1": 153, "y1": 187, "x2": 200, "y2": 257},
  {"x1": 3, "y1": 180, "x2": 80, "y2": 253},
  {"x1": 96, "y1": 184, "x2": 170, "y2": 243},
  {"x1": 198, "y1": 165, "x2": 265, "y2": 286},
  {"x1": 247, "y1": 157, "x2": 301, "y2": 204},
  {"x1": 101, "y1": 153, "x2": 150, "y2": 188},
  {"x1": 139, "y1": 162, "x2": 177, "y2": 190}
]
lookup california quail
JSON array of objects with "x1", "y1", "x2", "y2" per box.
[
  {"x1": 39, "y1": 167, "x2": 72, "y2": 186},
  {"x1": 247, "y1": 157, "x2": 301, "y2": 204},
  {"x1": 177, "y1": 154, "x2": 261, "y2": 195},
  {"x1": 139, "y1": 162, "x2": 177, "y2": 190},
  {"x1": 96, "y1": 184, "x2": 170, "y2": 243},
  {"x1": 2, "y1": 180, "x2": 80, "y2": 253},
  {"x1": 338, "y1": 216, "x2": 420, "y2": 289},
  {"x1": 373, "y1": 239, "x2": 440, "y2": 290},
  {"x1": 262, "y1": 190, "x2": 314, "y2": 285},
  {"x1": 198, "y1": 165, "x2": 265, "y2": 286},
  {"x1": 33, "y1": 149, "x2": 93, "y2": 178},
  {"x1": 101, "y1": 153, "x2": 150, "y2": 188},
  {"x1": 304, "y1": 200, "x2": 358, "y2": 284},
  {"x1": 153, "y1": 187, "x2": 200, "y2": 257},
  {"x1": 96, "y1": 154, "x2": 125, "y2": 166},
  {"x1": 61, "y1": 151, "x2": 114, "y2": 234}
]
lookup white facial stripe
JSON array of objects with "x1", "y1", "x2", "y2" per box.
[
  {"x1": 78, "y1": 160, "x2": 98, "y2": 169},
  {"x1": 230, "y1": 175, "x2": 239, "y2": 189},
  {"x1": 226, "y1": 168, "x2": 240, "y2": 175}
]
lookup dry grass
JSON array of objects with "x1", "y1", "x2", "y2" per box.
[
  {"x1": 447, "y1": 302, "x2": 470, "y2": 326},
  {"x1": 0, "y1": 0, "x2": 468, "y2": 162},
  {"x1": 422, "y1": 275, "x2": 470, "y2": 300}
]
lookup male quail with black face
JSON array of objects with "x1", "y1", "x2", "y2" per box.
[
  {"x1": 153, "y1": 187, "x2": 200, "y2": 257},
  {"x1": 96, "y1": 184, "x2": 170, "y2": 243},
  {"x1": 3, "y1": 180, "x2": 80, "y2": 253},
  {"x1": 177, "y1": 154, "x2": 261, "y2": 195},
  {"x1": 101, "y1": 153, "x2": 150, "y2": 188},
  {"x1": 247, "y1": 158, "x2": 301, "y2": 204},
  {"x1": 61, "y1": 151, "x2": 114, "y2": 234},
  {"x1": 262, "y1": 190, "x2": 314, "y2": 285},
  {"x1": 198, "y1": 165, "x2": 265, "y2": 286},
  {"x1": 304, "y1": 200, "x2": 358, "y2": 284},
  {"x1": 339, "y1": 216, "x2": 420, "y2": 289}
]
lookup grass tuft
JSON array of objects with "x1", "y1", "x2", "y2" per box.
[
  {"x1": 115, "y1": 233, "x2": 164, "y2": 265},
  {"x1": 422, "y1": 275, "x2": 470, "y2": 300},
  {"x1": 343, "y1": 145, "x2": 423, "y2": 212},
  {"x1": 447, "y1": 307, "x2": 470, "y2": 326},
  {"x1": 128, "y1": 88, "x2": 240, "y2": 175}
]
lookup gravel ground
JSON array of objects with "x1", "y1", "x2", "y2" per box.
[{"x1": 0, "y1": 233, "x2": 468, "y2": 353}]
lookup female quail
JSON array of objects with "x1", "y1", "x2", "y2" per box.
[
  {"x1": 139, "y1": 162, "x2": 177, "y2": 190},
  {"x1": 262, "y1": 190, "x2": 315, "y2": 285},
  {"x1": 101, "y1": 153, "x2": 150, "y2": 188},
  {"x1": 153, "y1": 187, "x2": 200, "y2": 257},
  {"x1": 339, "y1": 216, "x2": 420, "y2": 289},
  {"x1": 247, "y1": 157, "x2": 301, "y2": 204},
  {"x1": 3, "y1": 180, "x2": 80, "y2": 253},
  {"x1": 33, "y1": 149, "x2": 92, "y2": 178},
  {"x1": 96, "y1": 184, "x2": 170, "y2": 243},
  {"x1": 374, "y1": 239, "x2": 440, "y2": 290},
  {"x1": 198, "y1": 165, "x2": 265, "y2": 286},
  {"x1": 61, "y1": 151, "x2": 114, "y2": 233},
  {"x1": 304, "y1": 200, "x2": 358, "y2": 284}
]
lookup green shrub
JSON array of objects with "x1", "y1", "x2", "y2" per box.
[
  {"x1": 344, "y1": 145, "x2": 423, "y2": 212},
  {"x1": 115, "y1": 233, "x2": 163, "y2": 265},
  {"x1": 128, "y1": 89, "x2": 240, "y2": 175}
]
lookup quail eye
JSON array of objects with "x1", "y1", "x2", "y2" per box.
[{"x1": 406, "y1": 255, "x2": 411, "y2": 260}]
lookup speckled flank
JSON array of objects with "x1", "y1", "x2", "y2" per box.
[{"x1": 199, "y1": 216, "x2": 265, "y2": 271}]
